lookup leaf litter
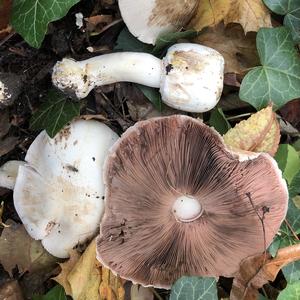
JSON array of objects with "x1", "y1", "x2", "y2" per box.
[{"x1": 0, "y1": 0, "x2": 300, "y2": 299}]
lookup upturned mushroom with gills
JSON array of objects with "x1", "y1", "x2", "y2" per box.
[
  {"x1": 52, "y1": 43, "x2": 225, "y2": 113},
  {"x1": 118, "y1": 0, "x2": 199, "y2": 45},
  {"x1": 0, "y1": 119, "x2": 118, "y2": 258},
  {"x1": 96, "y1": 115, "x2": 288, "y2": 288}
]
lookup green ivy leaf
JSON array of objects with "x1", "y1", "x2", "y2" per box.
[
  {"x1": 274, "y1": 144, "x2": 300, "y2": 184},
  {"x1": 170, "y1": 277, "x2": 217, "y2": 300},
  {"x1": 263, "y1": 0, "x2": 300, "y2": 43},
  {"x1": 152, "y1": 30, "x2": 198, "y2": 56},
  {"x1": 30, "y1": 89, "x2": 80, "y2": 138},
  {"x1": 209, "y1": 108, "x2": 231, "y2": 135},
  {"x1": 11, "y1": 0, "x2": 80, "y2": 48},
  {"x1": 239, "y1": 27, "x2": 300, "y2": 110},
  {"x1": 33, "y1": 285, "x2": 67, "y2": 300},
  {"x1": 136, "y1": 84, "x2": 163, "y2": 111},
  {"x1": 289, "y1": 171, "x2": 300, "y2": 199},
  {"x1": 278, "y1": 281, "x2": 300, "y2": 299}
]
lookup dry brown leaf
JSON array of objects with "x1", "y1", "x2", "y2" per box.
[
  {"x1": 0, "y1": 220, "x2": 57, "y2": 276},
  {"x1": 131, "y1": 285, "x2": 153, "y2": 300},
  {"x1": 54, "y1": 238, "x2": 125, "y2": 300},
  {"x1": 0, "y1": 136, "x2": 19, "y2": 157},
  {"x1": 53, "y1": 250, "x2": 80, "y2": 295},
  {"x1": 230, "y1": 244, "x2": 300, "y2": 300},
  {"x1": 0, "y1": 280, "x2": 24, "y2": 300},
  {"x1": 194, "y1": 23, "x2": 258, "y2": 74},
  {"x1": 189, "y1": 0, "x2": 271, "y2": 33},
  {"x1": 223, "y1": 106, "x2": 274, "y2": 152},
  {"x1": 0, "y1": 0, "x2": 12, "y2": 39}
]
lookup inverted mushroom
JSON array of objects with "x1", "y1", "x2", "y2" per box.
[
  {"x1": 0, "y1": 119, "x2": 118, "y2": 258},
  {"x1": 52, "y1": 43, "x2": 224, "y2": 113},
  {"x1": 118, "y1": 0, "x2": 199, "y2": 44},
  {"x1": 96, "y1": 115, "x2": 288, "y2": 288}
]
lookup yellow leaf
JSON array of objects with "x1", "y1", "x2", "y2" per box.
[
  {"x1": 189, "y1": 0, "x2": 271, "y2": 33},
  {"x1": 223, "y1": 106, "x2": 274, "y2": 152},
  {"x1": 254, "y1": 116, "x2": 280, "y2": 156},
  {"x1": 53, "y1": 239, "x2": 125, "y2": 300}
]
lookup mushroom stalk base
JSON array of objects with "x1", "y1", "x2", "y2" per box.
[
  {"x1": 52, "y1": 53, "x2": 162, "y2": 99},
  {"x1": 172, "y1": 195, "x2": 202, "y2": 222},
  {"x1": 0, "y1": 160, "x2": 25, "y2": 190}
]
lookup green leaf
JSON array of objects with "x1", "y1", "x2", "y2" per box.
[
  {"x1": 152, "y1": 30, "x2": 198, "y2": 56},
  {"x1": 274, "y1": 144, "x2": 300, "y2": 184},
  {"x1": 33, "y1": 285, "x2": 67, "y2": 300},
  {"x1": 11, "y1": 0, "x2": 80, "y2": 48},
  {"x1": 170, "y1": 277, "x2": 217, "y2": 300},
  {"x1": 282, "y1": 260, "x2": 300, "y2": 283},
  {"x1": 114, "y1": 28, "x2": 153, "y2": 53},
  {"x1": 278, "y1": 281, "x2": 300, "y2": 299},
  {"x1": 209, "y1": 108, "x2": 231, "y2": 135},
  {"x1": 30, "y1": 89, "x2": 80, "y2": 138},
  {"x1": 263, "y1": 0, "x2": 300, "y2": 43},
  {"x1": 239, "y1": 27, "x2": 300, "y2": 110},
  {"x1": 136, "y1": 84, "x2": 163, "y2": 111},
  {"x1": 289, "y1": 171, "x2": 300, "y2": 199}
]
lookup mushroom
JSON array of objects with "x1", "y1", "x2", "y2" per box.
[
  {"x1": 52, "y1": 43, "x2": 224, "y2": 113},
  {"x1": 118, "y1": 0, "x2": 199, "y2": 45},
  {"x1": 0, "y1": 119, "x2": 118, "y2": 258},
  {"x1": 96, "y1": 115, "x2": 288, "y2": 288}
]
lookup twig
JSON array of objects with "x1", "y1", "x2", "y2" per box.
[{"x1": 284, "y1": 219, "x2": 299, "y2": 241}]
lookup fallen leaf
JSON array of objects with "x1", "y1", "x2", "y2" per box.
[
  {"x1": 194, "y1": 23, "x2": 259, "y2": 75},
  {"x1": 231, "y1": 243, "x2": 300, "y2": 300},
  {"x1": 0, "y1": 109, "x2": 11, "y2": 139},
  {"x1": 223, "y1": 105, "x2": 276, "y2": 153},
  {"x1": 0, "y1": 136, "x2": 19, "y2": 157},
  {"x1": 188, "y1": 0, "x2": 271, "y2": 33},
  {"x1": 0, "y1": 0, "x2": 12, "y2": 39},
  {"x1": 254, "y1": 116, "x2": 280, "y2": 156},
  {"x1": 53, "y1": 250, "x2": 80, "y2": 295},
  {"x1": 0, "y1": 219, "x2": 57, "y2": 276},
  {"x1": 54, "y1": 238, "x2": 125, "y2": 300},
  {"x1": 280, "y1": 99, "x2": 300, "y2": 131},
  {"x1": 130, "y1": 285, "x2": 153, "y2": 300},
  {"x1": 0, "y1": 280, "x2": 24, "y2": 300}
]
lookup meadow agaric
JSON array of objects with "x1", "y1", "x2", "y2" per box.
[
  {"x1": 52, "y1": 43, "x2": 225, "y2": 113},
  {"x1": 0, "y1": 120, "x2": 118, "y2": 258},
  {"x1": 118, "y1": 0, "x2": 199, "y2": 44},
  {"x1": 96, "y1": 115, "x2": 288, "y2": 288}
]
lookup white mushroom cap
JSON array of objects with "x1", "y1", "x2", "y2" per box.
[
  {"x1": 0, "y1": 161, "x2": 25, "y2": 190},
  {"x1": 118, "y1": 0, "x2": 198, "y2": 44},
  {"x1": 13, "y1": 120, "x2": 119, "y2": 258},
  {"x1": 160, "y1": 44, "x2": 225, "y2": 112}
]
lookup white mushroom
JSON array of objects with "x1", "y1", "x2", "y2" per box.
[
  {"x1": 118, "y1": 0, "x2": 199, "y2": 45},
  {"x1": 52, "y1": 43, "x2": 224, "y2": 113},
  {"x1": 0, "y1": 120, "x2": 118, "y2": 258}
]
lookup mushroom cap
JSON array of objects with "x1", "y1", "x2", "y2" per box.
[
  {"x1": 96, "y1": 115, "x2": 288, "y2": 288},
  {"x1": 14, "y1": 120, "x2": 118, "y2": 258},
  {"x1": 118, "y1": 0, "x2": 198, "y2": 45},
  {"x1": 160, "y1": 44, "x2": 225, "y2": 112}
]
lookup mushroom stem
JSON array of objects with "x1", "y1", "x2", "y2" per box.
[
  {"x1": 0, "y1": 161, "x2": 25, "y2": 190},
  {"x1": 52, "y1": 53, "x2": 162, "y2": 99},
  {"x1": 172, "y1": 195, "x2": 203, "y2": 222}
]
